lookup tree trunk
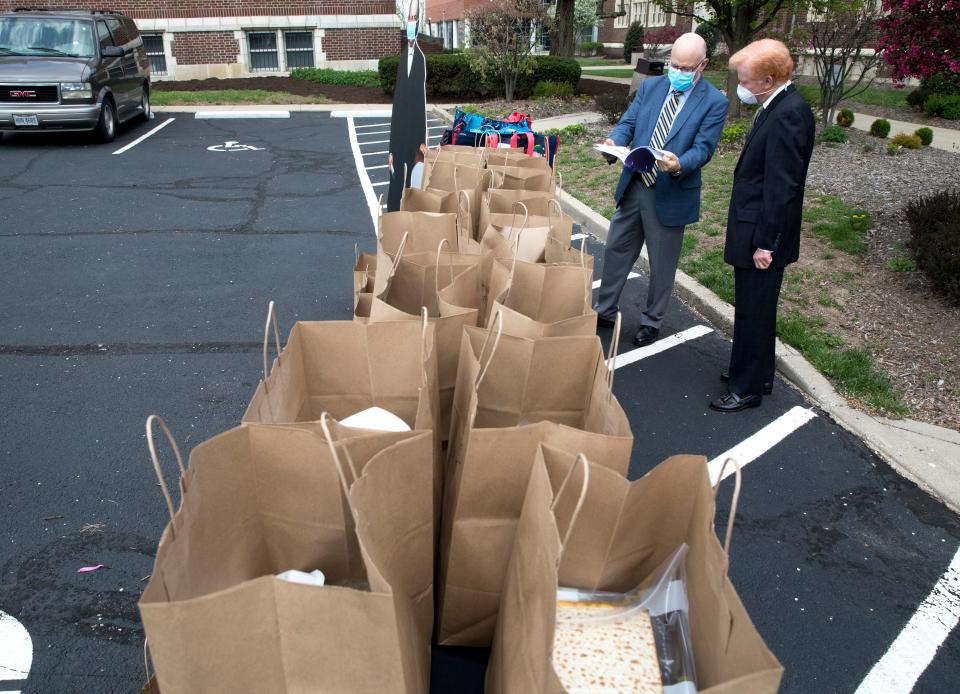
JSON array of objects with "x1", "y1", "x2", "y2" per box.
[
  {"x1": 724, "y1": 11, "x2": 753, "y2": 119},
  {"x1": 550, "y1": 0, "x2": 576, "y2": 57},
  {"x1": 504, "y1": 73, "x2": 516, "y2": 102}
]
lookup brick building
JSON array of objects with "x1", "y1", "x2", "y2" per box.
[
  {"x1": 0, "y1": 1, "x2": 405, "y2": 80},
  {"x1": 597, "y1": 0, "x2": 694, "y2": 54}
]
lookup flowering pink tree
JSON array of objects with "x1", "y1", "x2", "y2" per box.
[{"x1": 877, "y1": 0, "x2": 960, "y2": 81}]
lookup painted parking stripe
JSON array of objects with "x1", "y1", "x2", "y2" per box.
[
  {"x1": 0, "y1": 610, "x2": 32, "y2": 693},
  {"x1": 112, "y1": 117, "x2": 175, "y2": 155},
  {"x1": 346, "y1": 116, "x2": 380, "y2": 232},
  {"x1": 357, "y1": 139, "x2": 390, "y2": 145},
  {"x1": 356, "y1": 129, "x2": 391, "y2": 135},
  {"x1": 194, "y1": 110, "x2": 290, "y2": 119},
  {"x1": 428, "y1": 125, "x2": 447, "y2": 130},
  {"x1": 610, "y1": 325, "x2": 713, "y2": 370},
  {"x1": 330, "y1": 110, "x2": 392, "y2": 118},
  {"x1": 366, "y1": 164, "x2": 389, "y2": 171},
  {"x1": 353, "y1": 122, "x2": 391, "y2": 129},
  {"x1": 593, "y1": 272, "x2": 638, "y2": 290},
  {"x1": 707, "y1": 406, "x2": 818, "y2": 484},
  {"x1": 372, "y1": 181, "x2": 389, "y2": 187},
  {"x1": 571, "y1": 233, "x2": 586, "y2": 242},
  {"x1": 362, "y1": 150, "x2": 389, "y2": 157},
  {"x1": 855, "y1": 546, "x2": 960, "y2": 694}
]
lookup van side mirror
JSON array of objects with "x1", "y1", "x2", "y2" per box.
[{"x1": 101, "y1": 46, "x2": 124, "y2": 58}]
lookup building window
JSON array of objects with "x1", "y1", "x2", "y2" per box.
[
  {"x1": 630, "y1": 1, "x2": 648, "y2": 26},
  {"x1": 143, "y1": 34, "x2": 166, "y2": 75},
  {"x1": 649, "y1": 4, "x2": 667, "y2": 26},
  {"x1": 284, "y1": 31, "x2": 314, "y2": 68},
  {"x1": 248, "y1": 31, "x2": 279, "y2": 71}
]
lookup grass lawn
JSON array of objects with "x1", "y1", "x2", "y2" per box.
[
  {"x1": 152, "y1": 90, "x2": 329, "y2": 106},
  {"x1": 582, "y1": 68, "x2": 635, "y2": 78},
  {"x1": 554, "y1": 121, "x2": 908, "y2": 416}
]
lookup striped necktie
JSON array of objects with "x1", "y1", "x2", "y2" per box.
[{"x1": 640, "y1": 90, "x2": 682, "y2": 187}]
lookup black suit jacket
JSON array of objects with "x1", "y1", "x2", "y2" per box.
[
  {"x1": 724, "y1": 85, "x2": 815, "y2": 269},
  {"x1": 386, "y1": 41, "x2": 427, "y2": 212}
]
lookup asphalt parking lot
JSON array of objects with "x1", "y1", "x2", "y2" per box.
[{"x1": 1, "y1": 111, "x2": 958, "y2": 693}]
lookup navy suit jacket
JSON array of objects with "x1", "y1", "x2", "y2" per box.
[
  {"x1": 610, "y1": 74, "x2": 728, "y2": 227},
  {"x1": 724, "y1": 85, "x2": 816, "y2": 268}
]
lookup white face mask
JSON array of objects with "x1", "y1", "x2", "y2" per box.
[{"x1": 737, "y1": 82, "x2": 777, "y2": 105}]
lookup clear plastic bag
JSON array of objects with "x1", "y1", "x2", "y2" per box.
[{"x1": 556, "y1": 544, "x2": 697, "y2": 693}]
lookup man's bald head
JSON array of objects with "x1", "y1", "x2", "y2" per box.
[{"x1": 671, "y1": 32, "x2": 708, "y2": 68}]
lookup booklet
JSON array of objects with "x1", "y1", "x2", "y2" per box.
[{"x1": 593, "y1": 143, "x2": 669, "y2": 170}]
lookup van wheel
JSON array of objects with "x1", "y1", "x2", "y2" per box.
[
  {"x1": 94, "y1": 98, "x2": 117, "y2": 143},
  {"x1": 138, "y1": 87, "x2": 151, "y2": 123}
]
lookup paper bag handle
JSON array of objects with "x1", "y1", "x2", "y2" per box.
[
  {"x1": 552, "y1": 453, "x2": 590, "y2": 557},
  {"x1": 145, "y1": 415, "x2": 186, "y2": 528},
  {"x1": 143, "y1": 639, "x2": 155, "y2": 687},
  {"x1": 377, "y1": 194, "x2": 385, "y2": 237},
  {"x1": 712, "y1": 457, "x2": 743, "y2": 557},
  {"x1": 420, "y1": 306, "x2": 431, "y2": 387},
  {"x1": 475, "y1": 309, "x2": 504, "y2": 390},
  {"x1": 261, "y1": 300, "x2": 282, "y2": 387},
  {"x1": 457, "y1": 189, "x2": 472, "y2": 247},
  {"x1": 508, "y1": 201, "x2": 529, "y2": 247},
  {"x1": 605, "y1": 312, "x2": 622, "y2": 394},
  {"x1": 320, "y1": 412, "x2": 360, "y2": 503},
  {"x1": 555, "y1": 170, "x2": 563, "y2": 201},
  {"x1": 434, "y1": 238, "x2": 454, "y2": 298},
  {"x1": 386, "y1": 231, "x2": 410, "y2": 282}
]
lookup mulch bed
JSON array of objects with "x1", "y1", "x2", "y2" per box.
[{"x1": 153, "y1": 76, "x2": 391, "y2": 103}]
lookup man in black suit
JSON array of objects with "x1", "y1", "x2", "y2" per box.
[{"x1": 711, "y1": 39, "x2": 816, "y2": 413}]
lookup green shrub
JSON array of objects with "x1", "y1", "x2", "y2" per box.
[
  {"x1": 579, "y1": 41, "x2": 604, "y2": 56},
  {"x1": 914, "y1": 127, "x2": 934, "y2": 146},
  {"x1": 719, "y1": 121, "x2": 747, "y2": 146},
  {"x1": 623, "y1": 21, "x2": 644, "y2": 64},
  {"x1": 891, "y1": 132, "x2": 923, "y2": 149},
  {"x1": 377, "y1": 54, "x2": 580, "y2": 99},
  {"x1": 532, "y1": 80, "x2": 574, "y2": 99},
  {"x1": 886, "y1": 141, "x2": 903, "y2": 155},
  {"x1": 595, "y1": 91, "x2": 630, "y2": 124},
  {"x1": 869, "y1": 118, "x2": 891, "y2": 138},
  {"x1": 290, "y1": 67, "x2": 380, "y2": 88},
  {"x1": 920, "y1": 71, "x2": 960, "y2": 96},
  {"x1": 836, "y1": 108, "x2": 854, "y2": 127},
  {"x1": 906, "y1": 87, "x2": 929, "y2": 109},
  {"x1": 924, "y1": 94, "x2": 960, "y2": 119},
  {"x1": 818, "y1": 125, "x2": 849, "y2": 143},
  {"x1": 904, "y1": 189, "x2": 960, "y2": 305}
]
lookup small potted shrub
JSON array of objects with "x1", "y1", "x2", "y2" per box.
[
  {"x1": 914, "y1": 127, "x2": 934, "y2": 146},
  {"x1": 836, "y1": 108, "x2": 854, "y2": 127},
  {"x1": 870, "y1": 118, "x2": 891, "y2": 138}
]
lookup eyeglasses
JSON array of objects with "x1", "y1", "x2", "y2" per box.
[{"x1": 669, "y1": 58, "x2": 706, "y2": 73}]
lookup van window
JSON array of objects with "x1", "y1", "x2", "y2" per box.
[
  {"x1": 106, "y1": 18, "x2": 124, "y2": 45},
  {"x1": 96, "y1": 20, "x2": 113, "y2": 49},
  {"x1": 0, "y1": 17, "x2": 97, "y2": 57}
]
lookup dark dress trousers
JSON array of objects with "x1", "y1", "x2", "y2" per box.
[
  {"x1": 386, "y1": 40, "x2": 427, "y2": 212},
  {"x1": 725, "y1": 85, "x2": 816, "y2": 397}
]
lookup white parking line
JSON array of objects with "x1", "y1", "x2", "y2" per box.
[
  {"x1": 593, "y1": 272, "x2": 638, "y2": 290},
  {"x1": 194, "y1": 110, "x2": 290, "y2": 119},
  {"x1": 366, "y1": 164, "x2": 389, "y2": 170},
  {"x1": 371, "y1": 181, "x2": 389, "y2": 187},
  {"x1": 0, "y1": 610, "x2": 32, "y2": 693},
  {"x1": 362, "y1": 150, "x2": 389, "y2": 156},
  {"x1": 707, "y1": 406, "x2": 818, "y2": 484},
  {"x1": 357, "y1": 139, "x2": 390, "y2": 145},
  {"x1": 571, "y1": 233, "x2": 586, "y2": 242},
  {"x1": 855, "y1": 547, "x2": 960, "y2": 694},
  {"x1": 356, "y1": 129, "x2": 391, "y2": 135},
  {"x1": 353, "y1": 122, "x2": 391, "y2": 129},
  {"x1": 346, "y1": 116, "x2": 381, "y2": 232},
  {"x1": 330, "y1": 110, "x2": 392, "y2": 118},
  {"x1": 610, "y1": 325, "x2": 713, "y2": 370},
  {"x1": 428, "y1": 125, "x2": 447, "y2": 130},
  {"x1": 112, "y1": 117, "x2": 175, "y2": 155}
]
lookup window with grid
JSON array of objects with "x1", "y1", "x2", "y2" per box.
[
  {"x1": 614, "y1": 1, "x2": 628, "y2": 28},
  {"x1": 143, "y1": 34, "x2": 166, "y2": 75},
  {"x1": 649, "y1": 5, "x2": 666, "y2": 26},
  {"x1": 248, "y1": 31, "x2": 279, "y2": 71},
  {"x1": 630, "y1": 1, "x2": 647, "y2": 26},
  {"x1": 284, "y1": 31, "x2": 314, "y2": 68}
]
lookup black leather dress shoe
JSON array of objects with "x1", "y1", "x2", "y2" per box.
[
  {"x1": 633, "y1": 325, "x2": 660, "y2": 347},
  {"x1": 596, "y1": 314, "x2": 617, "y2": 329},
  {"x1": 720, "y1": 370, "x2": 773, "y2": 395},
  {"x1": 710, "y1": 392, "x2": 762, "y2": 412}
]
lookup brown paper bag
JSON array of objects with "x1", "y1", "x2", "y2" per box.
[
  {"x1": 140, "y1": 416, "x2": 435, "y2": 694},
  {"x1": 485, "y1": 254, "x2": 596, "y2": 336},
  {"x1": 489, "y1": 166, "x2": 554, "y2": 193},
  {"x1": 436, "y1": 318, "x2": 633, "y2": 646},
  {"x1": 480, "y1": 189, "x2": 557, "y2": 238},
  {"x1": 495, "y1": 444, "x2": 785, "y2": 694},
  {"x1": 481, "y1": 201, "x2": 574, "y2": 264},
  {"x1": 354, "y1": 247, "x2": 377, "y2": 298},
  {"x1": 243, "y1": 302, "x2": 438, "y2": 437},
  {"x1": 367, "y1": 241, "x2": 482, "y2": 439},
  {"x1": 400, "y1": 186, "x2": 460, "y2": 214}
]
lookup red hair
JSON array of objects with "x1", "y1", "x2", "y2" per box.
[{"x1": 730, "y1": 39, "x2": 794, "y2": 83}]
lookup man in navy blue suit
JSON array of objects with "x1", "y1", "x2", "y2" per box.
[
  {"x1": 711, "y1": 39, "x2": 815, "y2": 413},
  {"x1": 595, "y1": 32, "x2": 728, "y2": 347}
]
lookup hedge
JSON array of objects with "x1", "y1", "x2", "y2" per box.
[{"x1": 378, "y1": 53, "x2": 581, "y2": 100}]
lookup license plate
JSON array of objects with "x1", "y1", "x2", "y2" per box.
[{"x1": 13, "y1": 114, "x2": 39, "y2": 127}]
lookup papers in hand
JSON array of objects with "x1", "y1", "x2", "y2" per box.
[{"x1": 592, "y1": 143, "x2": 668, "y2": 170}]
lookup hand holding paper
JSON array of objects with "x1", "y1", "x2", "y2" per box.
[{"x1": 592, "y1": 143, "x2": 669, "y2": 171}]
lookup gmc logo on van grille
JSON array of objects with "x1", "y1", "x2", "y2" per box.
[{"x1": 9, "y1": 90, "x2": 36, "y2": 98}]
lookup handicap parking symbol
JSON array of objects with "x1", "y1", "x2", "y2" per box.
[{"x1": 207, "y1": 141, "x2": 265, "y2": 153}]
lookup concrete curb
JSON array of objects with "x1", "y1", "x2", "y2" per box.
[{"x1": 558, "y1": 186, "x2": 960, "y2": 514}]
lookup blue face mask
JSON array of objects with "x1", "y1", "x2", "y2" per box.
[
  {"x1": 667, "y1": 65, "x2": 697, "y2": 92},
  {"x1": 407, "y1": 21, "x2": 417, "y2": 40}
]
